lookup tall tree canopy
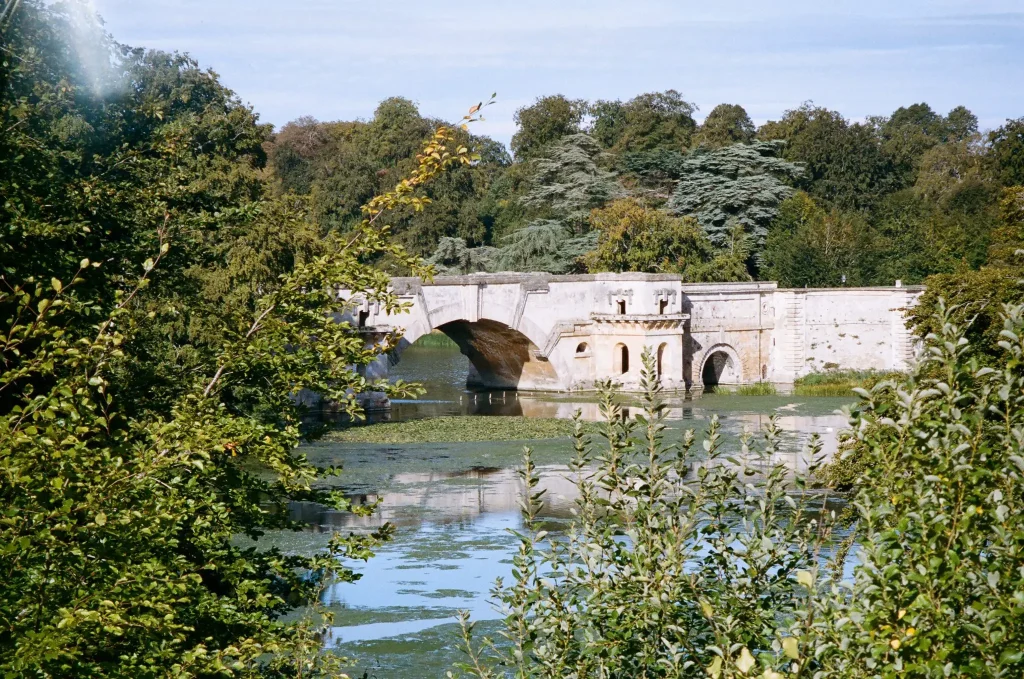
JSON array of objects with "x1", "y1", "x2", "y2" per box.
[
  {"x1": 509, "y1": 94, "x2": 587, "y2": 159},
  {"x1": 519, "y1": 133, "x2": 624, "y2": 232},
  {"x1": 988, "y1": 117, "x2": 1024, "y2": 187},
  {"x1": 589, "y1": 90, "x2": 698, "y2": 154},
  {"x1": 265, "y1": 98, "x2": 509, "y2": 258},
  {"x1": 693, "y1": 103, "x2": 755, "y2": 148},
  {"x1": 665, "y1": 141, "x2": 802, "y2": 269},
  {"x1": 758, "y1": 104, "x2": 895, "y2": 210}
]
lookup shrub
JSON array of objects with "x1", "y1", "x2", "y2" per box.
[
  {"x1": 455, "y1": 301, "x2": 1024, "y2": 676},
  {"x1": 454, "y1": 348, "x2": 835, "y2": 677},
  {"x1": 0, "y1": 120, "x2": 481, "y2": 676}
]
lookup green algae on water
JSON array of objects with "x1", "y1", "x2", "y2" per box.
[{"x1": 326, "y1": 415, "x2": 591, "y2": 444}]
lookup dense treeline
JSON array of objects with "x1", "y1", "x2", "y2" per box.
[
  {"x1": 268, "y1": 93, "x2": 1024, "y2": 291},
  {"x1": 3, "y1": 0, "x2": 1024, "y2": 676}
]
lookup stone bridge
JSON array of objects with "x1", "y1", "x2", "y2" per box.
[{"x1": 345, "y1": 273, "x2": 921, "y2": 394}]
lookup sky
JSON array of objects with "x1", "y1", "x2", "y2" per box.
[{"x1": 91, "y1": 0, "x2": 1024, "y2": 147}]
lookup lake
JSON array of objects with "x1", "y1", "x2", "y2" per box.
[{"x1": 285, "y1": 343, "x2": 855, "y2": 678}]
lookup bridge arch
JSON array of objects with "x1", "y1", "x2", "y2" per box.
[
  {"x1": 697, "y1": 343, "x2": 743, "y2": 391},
  {"x1": 392, "y1": 302, "x2": 564, "y2": 391}
]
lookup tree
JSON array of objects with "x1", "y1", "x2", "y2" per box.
[
  {"x1": 284, "y1": 98, "x2": 507, "y2": 257},
  {"x1": 876, "y1": 103, "x2": 978, "y2": 188},
  {"x1": 0, "y1": 2, "x2": 484, "y2": 674},
  {"x1": 425, "y1": 236, "x2": 496, "y2": 275},
  {"x1": 758, "y1": 103, "x2": 895, "y2": 210},
  {"x1": 907, "y1": 186, "x2": 1024, "y2": 363},
  {"x1": 912, "y1": 134, "x2": 992, "y2": 205},
  {"x1": 693, "y1": 103, "x2": 755, "y2": 148},
  {"x1": 763, "y1": 192, "x2": 875, "y2": 287},
  {"x1": 492, "y1": 220, "x2": 596, "y2": 274},
  {"x1": 988, "y1": 117, "x2": 1024, "y2": 187},
  {"x1": 265, "y1": 116, "x2": 332, "y2": 194},
  {"x1": 584, "y1": 198, "x2": 713, "y2": 274},
  {"x1": 665, "y1": 141, "x2": 802, "y2": 270},
  {"x1": 590, "y1": 90, "x2": 697, "y2": 154},
  {"x1": 510, "y1": 94, "x2": 587, "y2": 159},
  {"x1": 519, "y1": 133, "x2": 624, "y2": 233}
]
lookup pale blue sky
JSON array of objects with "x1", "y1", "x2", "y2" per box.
[{"x1": 92, "y1": 0, "x2": 1024, "y2": 147}]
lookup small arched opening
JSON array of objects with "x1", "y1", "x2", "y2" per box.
[
  {"x1": 701, "y1": 349, "x2": 739, "y2": 392},
  {"x1": 614, "y1": 343, "x2": 630, "y2": 374},
  {"x1": 576, "y1": 342, "x2": 589, "y2": 355},
  {"x1": 656, "y1": 342, "x2": 667, "y2": 377}
]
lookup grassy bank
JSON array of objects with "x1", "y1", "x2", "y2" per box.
[
  {"x1": 794, "y1": 369, "x2": 905, "y2": 397},
  {"x1": 327, "y1": 415, "x2": 589, "y2": 444},
  {"x1": 412, "y1": 331, "x2": 458, "y2": 348}
]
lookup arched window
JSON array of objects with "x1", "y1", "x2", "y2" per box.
[
  {"x1": 616, "y1": 300, "x2": 626, "y2": 314},
  {"x1": 659, "y1": 299, "x2": 669, "y2": 314},
  {"x1": 614, "y1": 343, "x2": 629, "y2": 374},
  {"x1": 657, "y1": 343, "x2": 667, "y2": 377},
  {"x1": 576, "y1": 342, "x2": 589, "y2": 354}
]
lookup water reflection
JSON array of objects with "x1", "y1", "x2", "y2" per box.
[{"x1": 286, "y1": 344, "x2": 857, "y2": 676}]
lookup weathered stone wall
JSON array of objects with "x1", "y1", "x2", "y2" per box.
[{"x1": 344, "y1": 273, "x2": 922, "y2": 394}]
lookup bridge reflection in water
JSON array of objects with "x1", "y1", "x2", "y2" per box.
[{"x1": 293, "y1": 409, "x2": 846, "y2": 532}]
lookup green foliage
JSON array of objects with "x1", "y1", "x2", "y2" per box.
[
  {"x1": 693, "y1": 103, "x2": 755, "y2": 148},
  {"x1": 425, "y1": 236, "x2": 496, "y2": 275},
  {"x1": 666, "y1": 141, "x2": 802, "y2": 270},
  {"x1": 763, "y1": 192, "x2": 874, "y2": 287},
  {"x1": 820, "y1": 303, "x2": 1024, "y2": 675},
  {"x1": 758, "y1": 104, "x2": 895, "y2": 210},
  {"x1": 410, "y1": 330, "x2": 459, "y2": 348},
  {"x1": 491, "y1": 133, "x2": 623, "y2": 273},
  {"x1": 519, "y1": 133, "x2": 624, "y2": 232},
  {"x1": 493, "y1": 220, "x2": 597, "y2": 274},
  {"x1": 268, "y1": 99, "x2": 508, "y2": 258},
  {"x1": 988, "y1": 118, "x2": 1024, "y2": 187},
  {"x1": 454, "y1": 348, "x2": 833, "y2": 678},
  {"x1": 876, "y1": 103, "x2": 978, "y2": 189},
  {"x1": 0, "y1": 4, "x2": 484, "y2": 668},
  {"x1": 908, "y1": 186, "x2": 1024, "y2": 361},
  {"x1": 456, "y1": 306, "x2": 1024, "y2": 677},
  {"x1": 590, "y1": 90, "x2": 697, "y2": 154},
  {"x1": 510, "y1": 95, "x2": 588, "y2": 160},
  {"x1": 584, "y1": 198, "x2": 714, "y2": 275}
]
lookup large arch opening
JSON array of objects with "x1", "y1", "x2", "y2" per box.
[
  {"x1": 657, "y1": 343, "x2": 667, "y2": 377},
  {"x1": 701, "y1": 349, "x2": 739, "y2": 392},
  {"x1": 395, "y1": 319, "x2": 561, "y2": 391}
]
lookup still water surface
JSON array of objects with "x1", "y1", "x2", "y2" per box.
[{"x1": 289, "y1": 344, "x2": 854, "y2": 677}]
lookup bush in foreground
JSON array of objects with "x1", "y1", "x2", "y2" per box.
[{"x1": 454, "y1": 303, "x2": 1024, "y2": 676}]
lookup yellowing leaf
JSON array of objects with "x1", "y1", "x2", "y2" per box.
[
  {"x1": 736, "y1": 647, "x2": 756, "y2": 674},
  {"x1": 796, "y1": 570, "x2": 814, "y2": 588},
  {"x1": 782, "y1": 636, "x2": 800, "y2": 660}
]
